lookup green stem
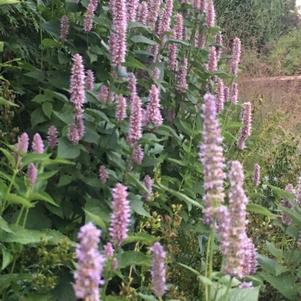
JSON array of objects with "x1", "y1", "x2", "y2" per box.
[
  {"x1": 1, "y1": 167, "x2": 18, "y2": 215},
  {"x1": 205, "y1": 231, "x2": 214, "y2": 301}
]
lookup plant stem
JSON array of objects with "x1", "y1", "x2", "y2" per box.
[{"x1": 205, "y1": 231, "x2": 214, "y2": 301}]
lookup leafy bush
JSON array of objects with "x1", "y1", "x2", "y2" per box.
[{"x1": 0, "y1": 0, "x2": 300, "y2": 300}]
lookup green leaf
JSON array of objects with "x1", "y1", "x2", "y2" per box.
[
  {"x1": 247, "y1": 203, "x2": 275, "y2": 218},
  {"x1": 269, "y1": 185, "x2": 295, "y2": 201},
  {"x1": 266, "y1": 241, "x2": 283, "y2": 258},
  {"x1": 228, "y1": 287, "x2": 260, "y2": 301},
  {"x1": 42, "y1": 102, "x2": 53, "y2": 119},
  {"x1": 131, "y1": 199, "x2": 151, "y2": 217},
  {"x1": 158, "y1": 184, "x2": 202, "y2": 209},
  {"x1": 118, "y1": 251, "x2": 151, "y2": 269},
  {"x1": 0, "y1": 97, "x2": 18, "y2": 107},
  {"x1": 29, "y1": 192, "x2": 58, "y2": 207},
  {"x1": 0, "y1": 147, "x2": 16, "y2": 167},
  {"x1": 1, "y1": 246, "x2": 12, "y2": 270},
  {"x1": 177, "y1": 263, "x2": 213, "y2": 286},
  {"x1": 0, "y1": 0, "x2": 19, "y2": 5},
  {"x1": 0, "y1": 217, "x2": 14, "y2": 233},
  {"x1": 57, "y1": 138, "x2": 81, "y2": 159},
  {"x1": 84, "y1": 209, "x2": 107, "y2": 229},
  {"x1": 22, "y1": 153, "x2": 51, "y2": 166},
  {"x1": 130, "y1": 35, "x2": 157, "y2": 46},
  {"x1": 0, "y1": 225, "x2": 71, "y2": 245},
  {"x1": 123, "y1": 233, "x2": 157, "y2": 245},
  {"x1": 137, "y1": 294, "x2": 158, "y2": 301},
  {"x1": 4, "y1": 193, "x2": 33, "y2": 208}
]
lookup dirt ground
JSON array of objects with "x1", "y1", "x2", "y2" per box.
[{"x1": 239, "y1": 76, "x2": 301, "y2": 132}]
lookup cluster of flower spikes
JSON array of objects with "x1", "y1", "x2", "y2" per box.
[
  {"x1": 84, "y1": 0, "x2": 99, "y2": 32},
  {"x1": 68, "y1": 53, "x2": 86, "y2": 144},
  {"x1": 109, "y1": 0, "x2": 128, "y2": 66},
  {"x1": 15, "y1": 132, "x2": 47, "y2": 187},
  {"x1": 217, "y1": 161, "x2": 257, "y2": 278}
]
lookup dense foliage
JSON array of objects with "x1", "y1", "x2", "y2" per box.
[
  {"x1": 1, "y1": 0, "x2": 301, "y2": 301},
  {"x1": 215, "y1": 0, "x2": 299, "y2": 49}
]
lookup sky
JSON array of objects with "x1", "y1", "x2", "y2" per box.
[{"x1": 297, "y1": 0, "x2": 301, "y2": 6}]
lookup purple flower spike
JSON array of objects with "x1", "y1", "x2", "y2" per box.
[
  {"x1": 27, "y1": 163, "x2": 38, "y2": 186},
  {"x1": 146, "y1": 84, "x2": 163, "y2": 127},
  {"x1": 231, "y1": 82, "x2": 238, "y2": 104},
  {"x1": 109, "y1": 0, "x2": 128, "y2": 66},
  {"x1": 98, "y1": 85, "x2": 110, "y2": 103},
  {"x1": 60, "y1": 15, "x2": 70, "y2": 41},
  {"x1": 70, "y1": 54, "x2": 86, "y2": 111},
  {"x1": 151, "y1": 242, "x2": 167, "y2": 298},
  {"x1": 237, "y1": 102, "x2": 252, "y2": 150},
  {"x1": 104, "y1": 242, "x2": 114, "y2": 258},
  {"x1": 216, "y1": 78, "x2": 225, "y2": 113},
  {"x1": 16, "y1": 132, "x2": 29, "y2": 154},
  {"x1": 208, "y1": 47, "x2": 217, "y2": 73},
  {"x1": 144, "y1": 175, "x2": 153, "y2": 201},
  {"x1": 206, "y1": 0, "x2": 215, "y2": 27},
  {"x1": 215, "y1": 32, "x2": 223, "y2": 61},
  {"x1": 127, "y1": 95, "x2": 142, "y2": 145},
  {"x1": 85, "y1": 69, "x2": 95, "y2": 91},
  {"x1": 199, "y1": 93, "x2": 225, "y2": 224},
  {"x1": 32, "y1": 133, "x2": 44, "y2": 154},
  {"x1": 99, "y1": 165, "x2": 109, "y2": 184},
  {"x1": 73, "y1": 223, "x2": 105, "y2": 301},
  {"x1": 137, "y1": 1, "x2": 148, "y2": 25},
  {"x1": 128, "y1": 73, "x2": 137, "y2": 104},
  {"x1": 253, "y1": 163, "x2": 261, "y2": 187},
  {"x1": 194, "y1": 30, "x2": 205, "y2": 48},
  {"x1": 281, "y1": 184, "x2": 295, "y2": 225},
  {"x1": 109, "y1": 183, "x2": 131, "y2": 246},
  {"x1": 230, "y1": 37, "x2": 241, "y2": 76},
  {"x1": 132, "y1": 144, "x2": 144, "y2": 165},
  {"x1": 84, "y1": 0, "x2": 99, "y2": 32},
  {"x1": 157, "y1": 0, "x2": 173, "y2": 36},
  {"x1": 176, "y1": 58, "x2": 188, "y2": 93},
  {"x1": 224, "y1": 86, "x2": 230, "y2": 102},
  {"x1": 225, "y1": 161, "x2": 250, "y2": 278},
  {"x1": 115, "y1": 95, "x2": 127, "y2": 121},
  {"x1": 152, "y1": 67, "x2": 161, "y2": 81},
  {"x1": 147, "y1": 0, "x2": 161, "y2": 29},
  {"x1": 47, "y1": 126, "x2": 58, "y2": 150},
  {"x1": 127, "y1": 0, "x2": 139, "y2": 22}
]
